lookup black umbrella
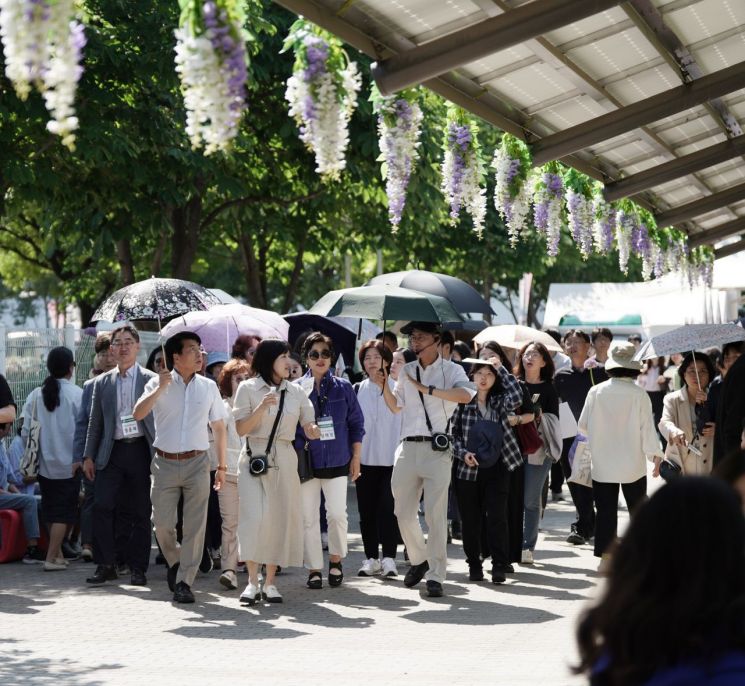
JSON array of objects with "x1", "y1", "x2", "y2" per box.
[
  {"x1": 284, "y1": 313, "x2": 360, "y2": 366},
  {"x1": 90, "y1": 278, "x2": 222, "y2": 324},
  {"x1": 365, "y1": 270, "x2": 494, "y2": 316}
]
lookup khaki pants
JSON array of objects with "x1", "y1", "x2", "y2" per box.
[
  {"x1": 151, "y1": 452, "x2": 210, "y2": 587},
  {"x1": 217, "y1": 474, "x2": 239, "y2": 572},
  {"x1": 301, "y1": 475, "x2": 349, "y2": 570},
  {"x1": 391, "y1": 440, "x2": 453, "y2": 584}
]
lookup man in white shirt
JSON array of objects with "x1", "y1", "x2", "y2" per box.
[
  {"x1": 382, "y1": 321, "x2": 475, "y2": 597},
  {"x1": 134, "y1": 332, "x2": 227, "y2": 604}
]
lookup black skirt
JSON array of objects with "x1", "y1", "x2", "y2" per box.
[{"x1": 38, "y1": 474, "x2": 80, "y2": 524}]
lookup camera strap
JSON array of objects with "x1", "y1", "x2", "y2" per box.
[
  {"x1": 415, "y1": 367, "x2": 449, "y2": 435},
  {"x1": 247, "y1": 388, "x2": 286, "y2": 458}
]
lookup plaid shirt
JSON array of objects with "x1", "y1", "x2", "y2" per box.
[{"x1": 452, "y1": 366, "x2": 523, "y2": 481}]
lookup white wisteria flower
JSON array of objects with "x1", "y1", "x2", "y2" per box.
[{"x1": 491, "y1": 139, "x2": 532, "y2": 246}]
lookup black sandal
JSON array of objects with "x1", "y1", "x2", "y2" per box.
[
  {"x1": 307, "y1": 571, "x2": 322, "y2": 589},
  {"x1": 328, "y1": 560, "x2": 344, "y2": 587}
]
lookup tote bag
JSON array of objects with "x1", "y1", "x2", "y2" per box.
[{"x1": 20, "y1": 395, "x2": 41, "y2": 478}]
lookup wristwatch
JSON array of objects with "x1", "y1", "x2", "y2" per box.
[{"x1": 428, "y1": 385, "x2": 435, "y2": 396}]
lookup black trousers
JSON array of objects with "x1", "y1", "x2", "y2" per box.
[
  {"x1": 455, "y1": 462, "x2": 510, "y2": 570},
  {"x1": 204, "y1": 470, "x2": 222, "y2": 551},
  {"x1": 92, "y1": 438, "x2": 152, "y2": 572},
  {"x1": 355, "y1": 465, "x2": 399, "y2": 559},
  {"x1": 592, "y1": 476, "x2": 647, "y2": 557},
  {"x1": 560, "y1": 437, "x2": 596, "y2": 539}
]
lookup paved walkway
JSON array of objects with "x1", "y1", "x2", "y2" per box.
[{"x1": 0, "y1": 487, "x2": 610, "y2": 686}]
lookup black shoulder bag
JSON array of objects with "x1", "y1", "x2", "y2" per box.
[
  {"x1": 247, "y1": 389, "x2": 286, "y2": 477},
  {"x1": 416, "y1": 368, "x2": 451, "y2": 451}
]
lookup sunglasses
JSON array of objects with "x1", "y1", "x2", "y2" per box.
[{"x1": 307, "y1": 350, "x2": 332, "y2": 360}]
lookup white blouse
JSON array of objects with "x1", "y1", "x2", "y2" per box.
[{"x1": 357, "y1": 378, "x2": 402, "y2": 467}]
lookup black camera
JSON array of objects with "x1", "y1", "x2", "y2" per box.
[
  {"x1": 248, "y1": 455, "x2": 268, "y2": 476},
  {"x1": 431, "y1": 432, "x2": 451, "y2": 452}
]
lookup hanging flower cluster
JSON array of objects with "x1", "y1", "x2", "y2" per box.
[
  {"x1": 284, "y1": 20, "x2": 361, "y2": 179},
  {"x1": 532, "y1": 161, "x2": 565, "y2": 256},
  {"x1": 491, "y1": 133, "x2": 533, "y2": 246},
  {"x1": 371, "y1": 85, "x2": 423, "y2": 232},
  {"x1": 0, "y1": 0, "x2": 86, "y2": 150},
  {"x1": 174, "y1": 0, "x2": 248, "y2": 155},
  {"x1": 441, "y1": 107, "x2": 487, "y2": 237},
  {"x1": 564, "y1": 169, "x2": 596, "y2": 259},
  {"x1": 592, "y1": 197, "x2": 616, "y2": 254}
]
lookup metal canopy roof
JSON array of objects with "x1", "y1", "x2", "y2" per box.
[{"x1": 273, "y1": 0, "x2": 745, "y2": 257}]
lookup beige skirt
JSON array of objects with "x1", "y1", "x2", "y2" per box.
[{"x1": 237, "y1": 438, "x2": 304, "y2": 567}]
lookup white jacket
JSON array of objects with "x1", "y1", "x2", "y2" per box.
[{"x1": 578, "y1": 377, "x2": 661, "y2": 484}]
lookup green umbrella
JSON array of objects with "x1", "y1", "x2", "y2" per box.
[{"x1": 308, "y1": 285, "x2": 464, "y2": 325}]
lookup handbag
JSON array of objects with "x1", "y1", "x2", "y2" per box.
[
  {"x1": 659, "y1": 458, "x2": 682, "y2": 482},
  {"x1": 515, "y1": 420, "x2": 543, "y2": 455},
  {"x1": 20, "y1": 395, "x2": 41, "y2": 478},
  {"x1": 568, "y1": 436, "x2": 592, "y2": 488},
  {"x1": 465, "y1": 417, "x2": 504, "y2": 469},
  {"x1": 297, "y1": 441, "x2": 314, "y2": 483}
]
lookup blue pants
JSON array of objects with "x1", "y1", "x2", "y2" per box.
[
  {"x1": 0, "y1": 492, "x2": 41, "y2": 540},
  {"x1": 523, "y1": 458, "x2": 553, "y2": 551}
]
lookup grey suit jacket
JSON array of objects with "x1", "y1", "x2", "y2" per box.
[{"x1": 83, "y1": 365, "x2": 156, "y2": 470}]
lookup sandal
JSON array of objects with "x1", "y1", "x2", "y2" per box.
[
  {"x1": 328, "y1": 560, "x2": 344, "y2": 587},
  {"x1": 307, "y1": 571, "x2": 322, "y2": 589}
]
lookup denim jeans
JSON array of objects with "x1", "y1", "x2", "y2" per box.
[
  {"x1": 522, "y1": 457, "x2": 553, "y2": 551},
  {"x1": 0, "y1": 492, "x2": 41, "y2": 540}
]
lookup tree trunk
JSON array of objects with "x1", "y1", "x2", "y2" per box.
[
  {"x1": 282, "y1": 229, "x2": 309, "y2": 313},
  {"x1": 169, "y1": 178, "x2": 205, "y2": 280},
  {"x1": 150, "y1": 230, "x2": 168, "y2": 277},
  {"x1": 237, "y1": 231, "x2": 266, "y2": 308},
  {"x1": 482, "y1": 271, "x2": 493, "y2": 325},
  {"x1": 79, "y1": 301, "x2": 97, "y2": 327},
  {"x1": 116, "y1": 238, "x2": 135, "y2": 285}
]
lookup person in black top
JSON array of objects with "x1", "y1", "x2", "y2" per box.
[
  {"x1": 714, "y1": 352, "x2": 745, "y2": 466},
  {"x1": 554, "y1": 330, "x2": 607, "y2": 544}
]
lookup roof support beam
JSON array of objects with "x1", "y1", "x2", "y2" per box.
[
  {"x1": 688, "y1": 216, "x2": 745, "y2": 248},
  {"x1": 531, "y1": 60, "x2": 745, "y2": 165},
  {"x1": 714, "y1": 238, "x2": 745, "y2": 260},
  {"x1": 371, "y1": 0, "x2": 624, "y2": 96},
  {"x1": 603, "y1": 136, "x2": 745, "y2": 201},
  {"x1": 655, "y1": 183, "x2": 745, "y2": 227}
]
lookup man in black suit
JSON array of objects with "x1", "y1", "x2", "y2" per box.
[
  {"x1": 83, "y1": 325, "x2": 156, "y2": 586},
  {"x1": 714, "y1": 352, "x2": 745, "y2": 466}
]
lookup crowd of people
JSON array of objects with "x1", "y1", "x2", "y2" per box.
[{"x1": 1, "y1": 319, "x2": 744, "y2": 677}]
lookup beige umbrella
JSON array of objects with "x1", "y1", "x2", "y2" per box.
[{"x1": 473, "y1": 325, "x2": 563, "y2": 353}]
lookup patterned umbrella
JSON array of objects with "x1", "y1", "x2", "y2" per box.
[
  {"x1": 90, "y1": 278, "x2": 222, "y2": 324},
  {"x1": 473, "y1": 325, "x2": 563, "y2": 353},
  {"x1": 162, "y1": 304, "x2": 289, "y2": 352},
  {"x1": 634, "y1": 323, "x2": 745, "y2": 360}
]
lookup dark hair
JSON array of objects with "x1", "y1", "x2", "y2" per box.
[
  {"x1": 289, "y1": 351, "x2": 302, "y2": 365},
  {"x1": 607, "y1": 367, "x2": 641, "y2": 379},
  {"x1": 452, "y1": 340, "x2": 471, "y2": 360},
  {"x1": 439, "y1": 330, "x2": 455, "y2": 352},
  {"x1": 164, "y1": 331, "x2": 201, "y2": 370},
  {"x1": 591, "y1": 327, "x2": 613, "y2": 343},
  {"x1": 714, "y1": 451, "x2": 745, "y2": 486},
  {"x1": 678, "y1": 352, "x2": 716, "y2": 387},
  {"x1": 722, "y1": 341, "x2": 744, "y2": 358},
  {"x1": 146, "y1": 347, "x2": 164, "y2": 372},
  {"x1": 42, "y1": 346, "x2": 74, "y2": 412},
  {"x1": 396, "y1": 347, "x2": 417, "y2": 363},
  {"x1": 231, "y1": 334, "x2": 261, "y2": 360},
  {"x1": 627, "y1": 333, "x2": 643, "y2": 344},
  {"x1": 251, "y1": 339, "x2": 291, "y2": 385},
  {"x1": 375, "y1": 331, "x2": 398, "y2": 348},
  {"x1": 575, "y1": 477, "x2": 745, "y2": 686},
  {"x1": 514, "y1": 341, "x2": 555, "y2": 381},
  {"x1": 469, "y1": 362, "x2": 505, "y2": 401},
  {"x1": 94, "y1": 332, "x2": 112, "y2": 353},
  {"x1": 217, "y1": 358, "x2": 252, "y2": 399},
  {"x1": 479, "y1": 340, "x2": 511, "y2": 368},
  {"x1": 358, "y1": 340, "x2": 392, "y2": 374},
  {"x1": 301, "y1": 331, "x2": 335, "y2": 362},
  {"x1": 543, "y1": 328, "x2": 562, "y2": 345},
  {"x1": 644, "y1": 356, "x2": 666, "y2": 374},
  {"x1": 562, "y1": 329, "x2": 591, "y2": 345},
  {"x1": 111, "y1": 325, "x2": 140, "y2": 345}
]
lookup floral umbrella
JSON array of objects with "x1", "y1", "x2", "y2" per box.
[
  {"x1": 90, "y1": 278, "x2": 222, "y2": 324},
  {"x1": 634, "y1": 323, "x2": 745, "y2": 360}
]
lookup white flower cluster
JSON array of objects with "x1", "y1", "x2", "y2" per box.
[
  {"x1": 286, "y1": 61, "x2": 361, "y2": 179},
  {"x1": 615, "y1": 211, "x2": 634, "y2": 274},
  {"x1": 441, "y1": 146, "x2": 486, "y2": 237},
  {"x1": 641, "y1": 242, "x2": 658, "y2": 281},
  {"x1": 491, "y1": 147, "x2": 531, "y2": 246},
  {"x1": 0, "y1": 0, "x2": 86, "y2": 150},
  {"x1": 174, "y1": 27, "x2": 238, "y2": 155},
  {"x1": 567, "y1": 189, "x2": 595, "y2": 259}
]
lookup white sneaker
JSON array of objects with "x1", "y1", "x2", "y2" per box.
[
  {"x1": 263, "y1": 584, "x2": 283, "y2": 603},
  {"x1": 239, "y1": 581, "x2": 260, "y2": 605},
  {"x1": 381, "y1": 557, "x2": 398, "y2": 577},
  {"x1": 520, "y1": 549, "x2": 534, "y2": 565},
  {"x1": 43, "y1": 560, "x2": 67, "y2": 571},
  {"x1": 220, "y1": 570, "x2": 238, "y2": 590},
  {"x1": 358, "y1": 558, "x2": 381, "y2": 576}
]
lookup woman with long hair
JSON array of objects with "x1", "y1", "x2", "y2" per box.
[
  {"x1": 575, "y1": 477, "x2": 745, "y2": 685},
  {"x1": 637, "y1": 356, "x2": 669, "y2": 447},
  {"x1": 22, "y1": 346, "x2": 83, "y2": 571},
  {"x1": 233, "y1": 340, "x2": 319, "y2": 604},
  {"x1": 513, "y1": 341, "x2": 561, "y2": 564}
]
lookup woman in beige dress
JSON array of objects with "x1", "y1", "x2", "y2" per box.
[{"x1": 234, "y1": 340, "x2": 320, "y2": 605}]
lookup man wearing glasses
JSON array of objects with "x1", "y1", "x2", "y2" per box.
[
  {"x1": 83, "y1": 325, "x2": 157, "y2": 587},
  {"x1": 134, "y1": 331, "x2": 227, "y2": 604},
  {"x1": 381, "y1": 321, "x2": 475, "y2": 597}
]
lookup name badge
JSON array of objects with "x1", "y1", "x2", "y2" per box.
[
  {"x1": 318, "y1": 416, "x2": 335, "y2": 441},
  {"x1": 121, "y1": 414, "x2": 139, "y2": 437}
]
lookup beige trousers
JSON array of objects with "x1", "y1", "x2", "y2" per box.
[
  {"x1": 301, "y1": 476, "x2": 349, "y2": 570},
  {"x1": 217, "y1": 474, "x2": 239, "y2": 573},
  {"x1": 391, "y1": 440, "x2": 453, "y2": 584},
  {"x1": 151, "y1": 452, "x2": 210, "y2": 587}
]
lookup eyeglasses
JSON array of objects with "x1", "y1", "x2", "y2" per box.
[
  {"x1": 112, "y1": 340, "x2": 137, "y2": 348},
  {"x1": 307, "y1": 350, "x2": 332, "y2": 360},
  {"x1": 408, "y1": 334, "x2": 432, "y2": 343},
  {"x1": 522, "y1": 350, "x2": 542, "y2": 359}
]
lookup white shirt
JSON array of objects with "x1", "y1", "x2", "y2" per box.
[
  {"x1": 637, "y1": 366, "x2": 662, "y2": 392},
  {"x1": 22, "y1": 379, "x2": 83, "y2": 479},
  {"x1": 578, "y1": 377, "x2": 661, "y2": 483},
  {"x1": 393, "y1": 356, "x2": 475, "y2": 439},
  {"x1": 113, "y1": 364, "x2": 143, "y2": 440},
  {"x1": 222, "y1": 397, "x2": 242, "y2": 475},
  {"x1": 357, "y1": 378, "x2": 402, "y2": 467},
  {"x1": 142, "y1": 370, "x2": 227, "y2": 453}
]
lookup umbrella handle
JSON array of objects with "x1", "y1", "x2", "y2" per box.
[
  {"x1": 152, "y1": 275, "x2": 169, "y2": 372},
  {"x1": 691, "y1": 349, "x2": 701, "y2": 391}
]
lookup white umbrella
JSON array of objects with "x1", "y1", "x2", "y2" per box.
[{"x1": 473, "y1": 325, "x2": 563, "y2": 353}]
